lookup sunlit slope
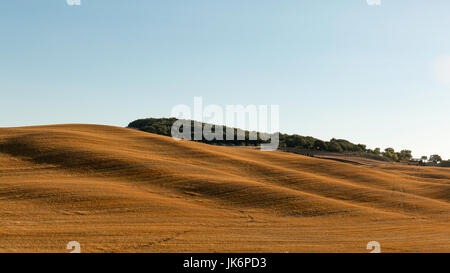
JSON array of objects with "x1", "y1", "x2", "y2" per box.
[{"x1": 0, "y1": 124, "x2": 449, "y2": 252}]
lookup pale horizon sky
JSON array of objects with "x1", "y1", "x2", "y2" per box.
[{"x1": 1, "y1": 0, "x2": 449, "y2": 159}]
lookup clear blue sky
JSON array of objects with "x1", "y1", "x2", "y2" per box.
[{"x1": 1, "y1": 0, "x2": 449, "y2": 159}]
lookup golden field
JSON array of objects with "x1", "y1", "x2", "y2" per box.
[{"x1": 0, "y1": 124, "x2": 448, "y2": 252}]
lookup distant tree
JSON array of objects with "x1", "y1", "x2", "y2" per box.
[
  {"x1": 357, "y1": 144, "x2": 367, "y2": 152},
  {"x1": 429, "y1": 154, "x2": 443, "y2": 164},
  {"x1": 383, "y1": 148, "x2": 399, "y2": 161},
  {"x1": 314, "y1": 140, "x2": 327, "y2": 150},
  {"x1": 328, "y1": 141, "x2": 344, "y2": 153},
  {"x1": 374, "y1": 148, "x2": 381, "y2": 155},
  {"x1": 418, "y1": 156, "x2": 428, "y2": 166},
  {"x1": 392, "y1": 153, "x2": 399, "y2": 162},
  {"x1": 399, "y1": 150, "x2": 413, "y2": 161}
]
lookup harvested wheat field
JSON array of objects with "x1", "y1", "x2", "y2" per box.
[{"x1": 0, "y1": 124, "x2": 448, "y2": 253}]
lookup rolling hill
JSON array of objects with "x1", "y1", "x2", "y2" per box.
[{"x1": 0, "y1": 124, "x2": 449, "y2": 252}]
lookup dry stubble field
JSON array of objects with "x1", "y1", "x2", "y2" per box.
[{"x1": 0, "y1": 124, "x2": 448, "y2": 252}]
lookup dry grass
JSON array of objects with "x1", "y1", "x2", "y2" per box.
[{"x1": 0, "y1": 124, "x2": 448, "y2": 252}]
